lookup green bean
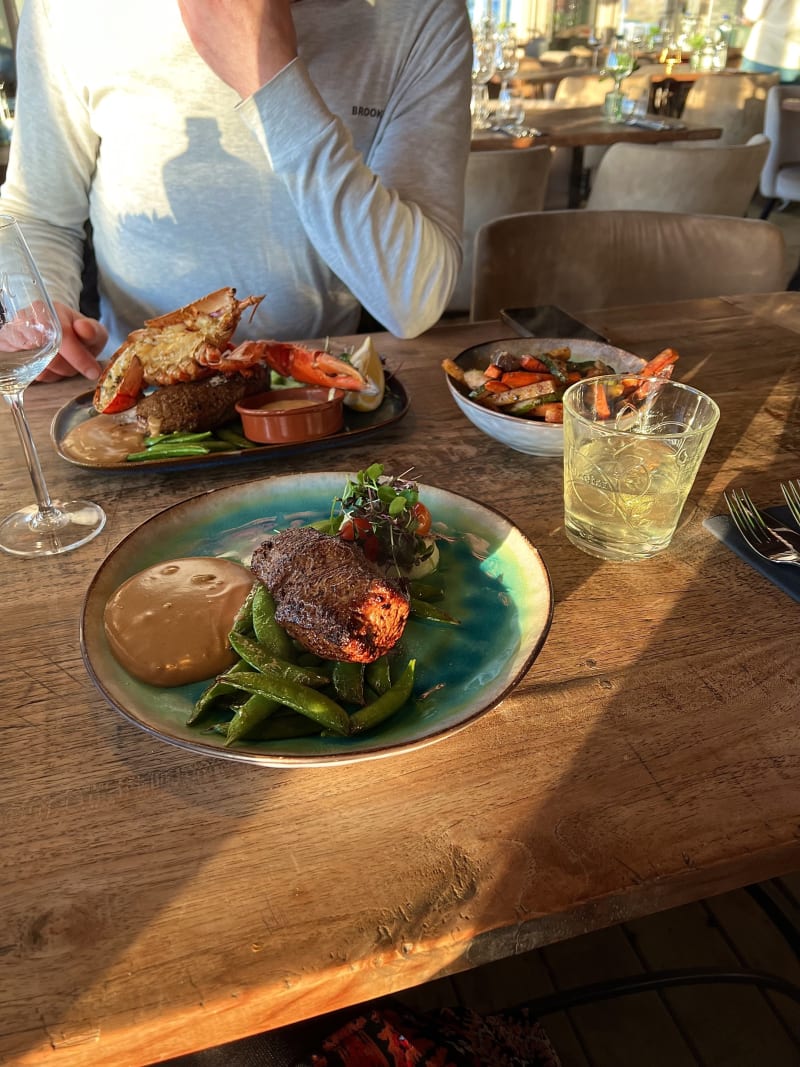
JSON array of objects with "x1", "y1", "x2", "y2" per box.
[
  {"x1": 231, "y1": 583, "x2": 258, "y2": 635},
  {"x1": 188, "y1": 659, "x2": 249, "y2": 724},
  {"x1": 144, "y1": 431, "x2": 213, "y2": 446},
  {"x1": 229, "y1": 632, "x2": 330, "y2": 688},
  {"x1": 215, "y1": 426, "x2": 259, "y2": 449},
  {"x1": 224, "y1": 671, "x2": 351, "y2": 736},
  {"x1": 349, "y1": 659, "x2": 416, "y2": 735},
  {"x1": 252, "y1": 585, "x2": 294, "y2": 659},
  {"x1": 126, "y1": 444, "x2": 210, "y2": 461},
  {"x1": 332, "y1": 660, "x2": 365, "y2": 705},
  {"x1": 199, "y1": 439, "x2": 243, "y2": 452},
  {"x1": 225, "y1": 693, "x2": 281, "y2": 746},
  {"x1": 410, "y1": 598, "x2": 461, "y2": 626},
  {"x1": 364, "y1": 656, "x2": 392, "y2": 696}
]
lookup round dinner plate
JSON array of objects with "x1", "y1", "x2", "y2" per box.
[{"x1": 81, "y1": 473, "x2": 553, "y2": 767}]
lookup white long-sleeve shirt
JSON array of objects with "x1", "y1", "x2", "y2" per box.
[
  {"x1": 1, "y1": 0, "x2": 472, "y2": 353},
  {"x1": 742, "y1": 0, "x2": 800, "y2": 73}
]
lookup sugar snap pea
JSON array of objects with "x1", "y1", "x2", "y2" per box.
[
  {"x1": 188, "y1": 658, "x2": 249, "y2": 724},
  {"x1": 225, "y1": 692, "x2": 281, "y2": 746},
  {"x1": 349, "y1": 659, "x2": 416, "y2": 735},
  {"x1": 224, "y1": 670, "x2": 351, "y2": 736},
  {"x1": 229, "y1": 631, "x2": 330, "y2": 688},
  {"x1": 364, "y1": 656, "x2": 392, "y2": 696},
  {"x1": 231, "y1": 583, "x2": 258, "y2": 635},
  {"x1": 252, "y1": 585, "x2": 294, "y2": 660},
  {"x1": 410, "y1": 598, "x2": 460, "y2": 626},
  {"x1": 332, "y1": 660, "x2": 365, "y2": 705},
  {"x1": 213, "y1": 712, "x2": 321, "y2": 741},
  {"x1": 408, "y1": 580, "x2": 445, "y2": 602}
]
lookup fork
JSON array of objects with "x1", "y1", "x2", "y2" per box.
[
  {"x1": 780, "y1": 478, "x2": 800, "y2": 529},
  {"x1": 724, "y1": 489, "x2": 800, "y2": 567}
]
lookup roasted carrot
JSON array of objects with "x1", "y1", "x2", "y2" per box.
[
  {"x1": 441, "y1": 358, "x2": 464, "y2": 383},
  {"x1": 484, "y1": 363, "x2": 504, "y2": 380},
  {"x1": 500, "y1": 370, "x2": 557, "y2": 388},
  {"x1": 483, "y1": 380, "x2": 510, "y2": 394},
  {"x1": 640, "y1": 347, "x2": 679, "y2": 378},
  {"x1": 520, "y1": 355, "x2": 550, "y2": 373},
  {"x1": 592, "y1": 381, "x2": 611, "y2": 418}
]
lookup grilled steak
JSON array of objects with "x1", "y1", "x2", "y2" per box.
[
  {"x1": 250, "y1": 526, "x2": 410, "y2": 663},
  {"x1": 135, "y1": 370, "x2": 273, "y2": 435}
]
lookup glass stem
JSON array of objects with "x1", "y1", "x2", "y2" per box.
[{"x1": 5, "y1": 391, "x2": 56, "y2": 516}]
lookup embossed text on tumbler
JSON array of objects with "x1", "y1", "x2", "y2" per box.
[{"x1": 562, "y1": 374, "x2": 720, "y2": 561}]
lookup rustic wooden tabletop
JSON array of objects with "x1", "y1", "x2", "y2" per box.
[{"x1": 2, "y1": 294, "x2": 799, "y2": 1066}]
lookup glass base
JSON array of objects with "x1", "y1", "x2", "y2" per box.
[
  {"x1": 0, "y1": 500, "x2": 106, "y2": 557},
  {"x1": 565, "y1": 524, "x2": 671, "y2": 562}
]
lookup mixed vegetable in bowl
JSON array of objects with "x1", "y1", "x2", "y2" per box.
[{"x1": 443, "y1": 344, "x2": 679, "y2": 424}]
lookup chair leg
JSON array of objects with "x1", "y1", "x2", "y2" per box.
[{"x1": 761, "y1": 197, "x2": 778, "y2": 220}]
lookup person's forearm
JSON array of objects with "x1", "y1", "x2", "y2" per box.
[{"x1": 240, "y1": 40, "x2": 471, "y2": 337}]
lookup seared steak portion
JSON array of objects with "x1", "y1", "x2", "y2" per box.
[
  {"x1": 251, "y1": 527, "x2": 410, "y2": 663},
  {"x1": 136, "y1": 370, "x2": 273, "y2": 435}
]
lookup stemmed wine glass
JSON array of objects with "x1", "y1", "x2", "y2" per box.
[
  {"x1": 471, "y1": 23, "x2": 497, "y2": 132},
  {"x1": 605, "y1": 36, "x2": 636, "y2": 92},
  {"x1": 494, "y1": 25, "x2": 521, "y2": 125},
  {"x1": 0, "y1": 214, "x2": 106, "y2": 556}
]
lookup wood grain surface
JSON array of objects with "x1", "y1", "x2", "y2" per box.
[{"x1": 2, "y1": 296, "x2": 799, "y2": 1066}]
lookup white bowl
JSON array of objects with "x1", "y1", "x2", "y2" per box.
[{"x1": 445, "y1": 337, "x2": 646, "y2": 457}]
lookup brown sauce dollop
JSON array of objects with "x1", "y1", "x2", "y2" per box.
[
  {"x1": 104, "y1": 557, "x2": 253, "y2": 687},
  {"x1": 62, "y1": 415, "x2": 145, "y2": 465}
]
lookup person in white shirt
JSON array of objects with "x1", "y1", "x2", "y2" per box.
[
  {"x1": 1, "y1": 0, "x2": 472, "y2": 383},
  {"x1": 740, "y1": 0, "x2": 800, "y2": 82}
]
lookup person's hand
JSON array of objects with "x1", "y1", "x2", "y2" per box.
[
  {"x1": 178, "y1": 0, "x2": 298, "y2": 99},
  {"x1": 36, "y1": 301, "x2": 108, "y2": 383}
]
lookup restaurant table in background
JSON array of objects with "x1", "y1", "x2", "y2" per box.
[
  {"x1": 2, "y1": 293, "x2": 800, "y2": 1066},
  {"x1": 471, "y1": 104, "x2": 723, "y2": 205}
]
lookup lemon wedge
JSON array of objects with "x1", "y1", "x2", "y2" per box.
[{"x1": 343, "y1": 335, "x2": 385, "y2": 412}]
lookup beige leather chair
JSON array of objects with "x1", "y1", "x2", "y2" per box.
[
  {"x1": 447, "y1": 146, "x2": 553, "y2": 313},
  {"x1": 547, "y1": 68, "x2": 661, "y2": 207},
  {"x1": 470, "y1": 209, "x2": 787, "y2": 321},
  {"x1": 759, "y1": 84, "x2": 800, "y2": 218},
  {"x1": 586, "y1": 135, "x2": 770, "y2": 216},
  {"x1": 681, "y1": 71, "x2": 780, "y2": 145}
]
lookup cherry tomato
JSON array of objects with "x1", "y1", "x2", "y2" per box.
[
  {"x1": 412, "y1": 502, "x2": 432, "y2": 536},
  {"x1": 340, "y1": 515, "x2": 371, "y2": 541}
]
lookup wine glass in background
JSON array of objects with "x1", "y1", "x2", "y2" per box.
[
  {"x1": 0, "y1": 214, "x2": 106, "y2": 556},
  {"x1": 471, "y1": 24, "x2": 497, "y2": 132},
  {"x1": 494, "y1": 25, "x2": 520, "y2": 125},
  {"x1": 606, "y1": 35, "x2": 636, "y2": 92}
]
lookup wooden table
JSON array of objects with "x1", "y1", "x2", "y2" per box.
[
  {"x1": 3, "y1": 293, "x2": 800, "y2": 1066},
  {"x1": 472, "y1": 105, "x2": 723, "y2": 205}
]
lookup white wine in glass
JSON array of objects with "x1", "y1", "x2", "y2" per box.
[{"x1": 0, "y1": 214, "x2": 106, "y2": 556}]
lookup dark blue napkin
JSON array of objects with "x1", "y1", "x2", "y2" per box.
[{"x1": 704, "y1": 505, "x2": 800, "y2": 604}]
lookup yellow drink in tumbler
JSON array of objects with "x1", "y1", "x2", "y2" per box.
[
  {"x1": 565, "y1": 437, "x2": 687, "y2": 556},
  {"x1": 562, "y1": 375, "x2": 720, "y2": 561}
]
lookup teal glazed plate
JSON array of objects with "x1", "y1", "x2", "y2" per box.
[{"x1": 81, "y1": 472, "x2": 553, "y2": 767}]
